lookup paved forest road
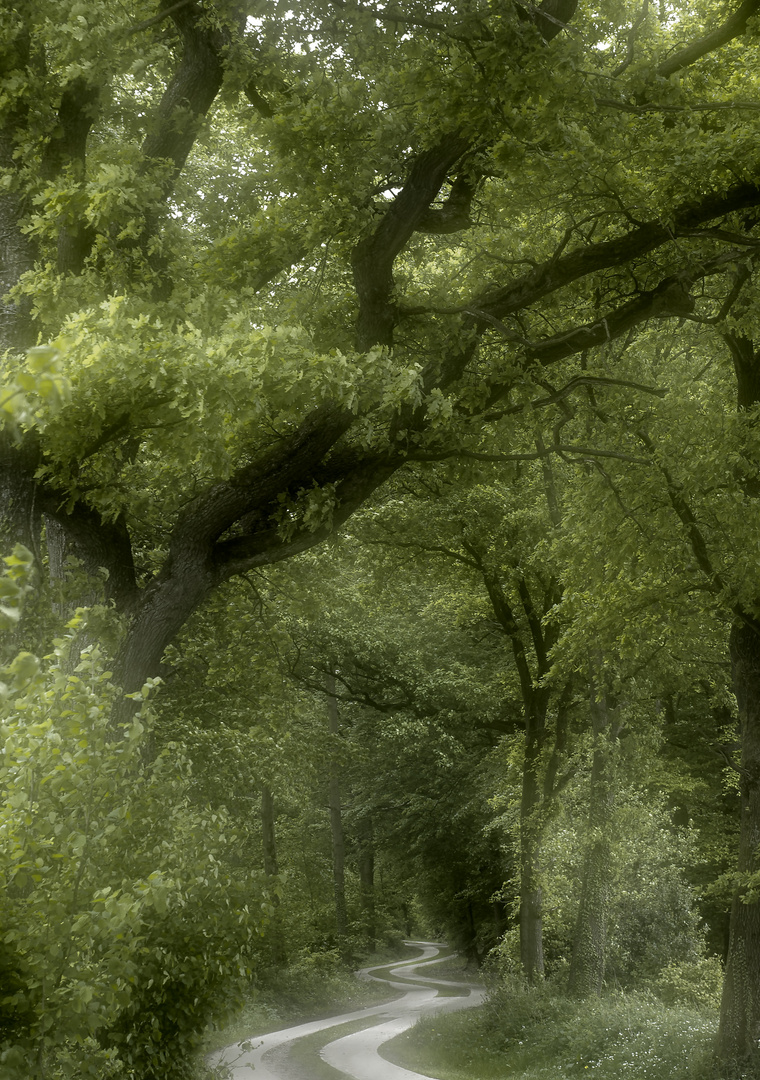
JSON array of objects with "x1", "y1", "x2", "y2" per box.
[{"x1": 209, "y1": 941, "x2": 485, "y2": 1080}]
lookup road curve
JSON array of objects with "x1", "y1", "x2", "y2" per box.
[{"x1": 209, "y1": 940, "x2": 484, "y2": 1080}]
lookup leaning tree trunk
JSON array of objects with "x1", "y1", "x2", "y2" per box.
[
  {"x1": 568, "y1": 667, "x2": 617, "y2": 997},
  {"x1": 716, "y1": 618, "x2": 760, "y2": 1072},
  {"x1": 326, "y1": 672, "x2": 348, "y2": 948}
]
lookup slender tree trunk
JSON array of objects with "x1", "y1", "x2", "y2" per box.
[
  {"x1": 568, "y1": 666, "x2": 617, "y2": 997},
  {"x1": 519, "y1": 687, "x2": 550, "y2": 982},
  {"x1": 466, "y1": 900, "x2": 482, "y2": 967},
  {"x1": 357, "y1": 816, "x2": 376, "y2": 948},
  {"x1": 261, "y1": 785, "x2": 287, "y2": 965},
  {"x1": 716, "y1": 618, "x2": 760, "y2": 1072},
  {"x1": 261, "y1": 786, "x2": 279, "y2": 879},
  {"x1": 326, "y1": 671, "x2": 348, "y2": 947}
]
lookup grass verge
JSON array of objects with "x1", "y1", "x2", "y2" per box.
[{"x1": 280, "y1": 1016, "x2": 380, "y2": 1080}]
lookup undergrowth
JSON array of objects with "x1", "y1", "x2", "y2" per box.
[
  {"x1": 383, "y1": 981, "x2": 720, "y2": 1080},
  {"x1": 201, "y1": 946, "x2": 400, "y2": 1056}
]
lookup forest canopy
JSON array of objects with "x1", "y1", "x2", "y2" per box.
[{"x1": 3, "y1": 0, "x2": 760, "y2": 1077}]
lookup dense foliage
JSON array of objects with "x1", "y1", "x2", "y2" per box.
[{"x1": 3, "y1": 0, "x2": 760, "y2": 1076}]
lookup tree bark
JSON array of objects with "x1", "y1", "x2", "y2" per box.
[
  {"x1": 326, "y1": 671, "x2": 349, "y2": 948},
  {"x1": 713, "y1": 334, "x2": 760, "y2": 1071},
  {"x1": 716, "y1": 618, "x2": 760, "y2": 1072}
]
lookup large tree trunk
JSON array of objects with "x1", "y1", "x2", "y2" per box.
[
  {"x1": 326, "y1": 672, "x2": 348, "y2": 947},
  {"x1": 716, "y1": 618, "x2": 760, "y2": 1072},
  {"x1": 568, "y1": 668, "x2": 617, "y2": 997}
]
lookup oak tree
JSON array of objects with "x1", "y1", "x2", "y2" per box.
[{"x1": 5, "y1": 0, "x2": 760, "y2": 1068}]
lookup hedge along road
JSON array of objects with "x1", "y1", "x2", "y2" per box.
[{"x1": 208, "y1": 941, "x2": 485, "y2": 1080}]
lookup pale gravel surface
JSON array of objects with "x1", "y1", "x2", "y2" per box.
[{"x1": 208, "y1": 941, "x2": 484, "y2": 1080}]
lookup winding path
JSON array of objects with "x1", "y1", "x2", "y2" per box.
[{"x1": 209, "y1": 941, "x2": 484, "y2": 1080}]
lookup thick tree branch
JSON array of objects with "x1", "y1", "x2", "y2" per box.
[
  {"x1": 332, "y1": 0, "x2": 494, "y2": 44},
  {"x1": 611, "y1": 0, "x2": 650, "y2": 78},
  {"x1": 38, "y1": 76, "x2": 100, "y2": 274},
  {"x1": 655, "y1": 0, "x2": 760, "y2": 79},
  {"x1": 521, "y1": 0, "x2": 580, "y2": 43},
  {"x1": 476, "y1": 182, "x2": 760, "y2": 325},
  {"x1": 475, "y1": 249, "x2": 753, "y2": 413},
  {"x1": 461, "y1": 538, "x2": 536, "y2": 703},
  {"x1": 409, "y1": 444, "x2": 651, "y2": 465},
  {"x1": 415, "y1": 174, "x2": 478, "y2": 235},
  {"x1": 516, "y1": 573, "x2": 553, "y2": 671},
  {"x1": 128, "y1": 0, "x2": 194, "y2": 36},
  {"x1": 352, "y1": 135, "x2": 470, "y2": 349},
  {"x1": 724, "y1": 332, "x2": 760, "y2": 410},
  {"x1": 212, "y1": 451, "x2": 401, "y2": 577},
  {"x1": 39, "y1": 76, "x2": 100, "y2": 182},
  {"x1": 140, "y1": 0, "x2": 228, "y2": 194},
  {"x1": 350, "y1": 0, "x2": 579, "y2": 354},
  {"x1": 597, "y1": 97, "x2": 760, "y2": 115}
]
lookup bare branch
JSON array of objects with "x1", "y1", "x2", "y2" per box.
[
  {"x1": 475, "y1": 183, "x2": 760, "y2": 327},
  {"x1": 481, "y1": 375, "x2": 667, "y2": 422},
  {"x1": 361, "y1": 536, "x2": 481, "y2": 571},
  {"x1": 332, "y1": 0, "x2": 494, "y2": 43}
]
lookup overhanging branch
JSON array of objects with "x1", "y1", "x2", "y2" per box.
[{"x1": 655, "y1": 0, "x2": 760, "y2": 79}]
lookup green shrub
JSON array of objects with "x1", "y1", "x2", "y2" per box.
[
  {"x1": 552, "y1": 993, "x2": 717, "y2": 1079},
  {"x1": 0, "y1": 619, "x2": 270, "y2": 1079},
  {"x1": 264, "y1": 947, "x2": 376, "y2": 1016},
  {"x1": 650, "y1": 956, "x2": 724, "y2": 1011},
  {"x1": 478, "y1": 979, "x2": 717, "y2": 1080}
]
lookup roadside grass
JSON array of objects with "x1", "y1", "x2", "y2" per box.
[{"x1": 381, "y1": 987, "x2": 719, "y2": 1080}]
